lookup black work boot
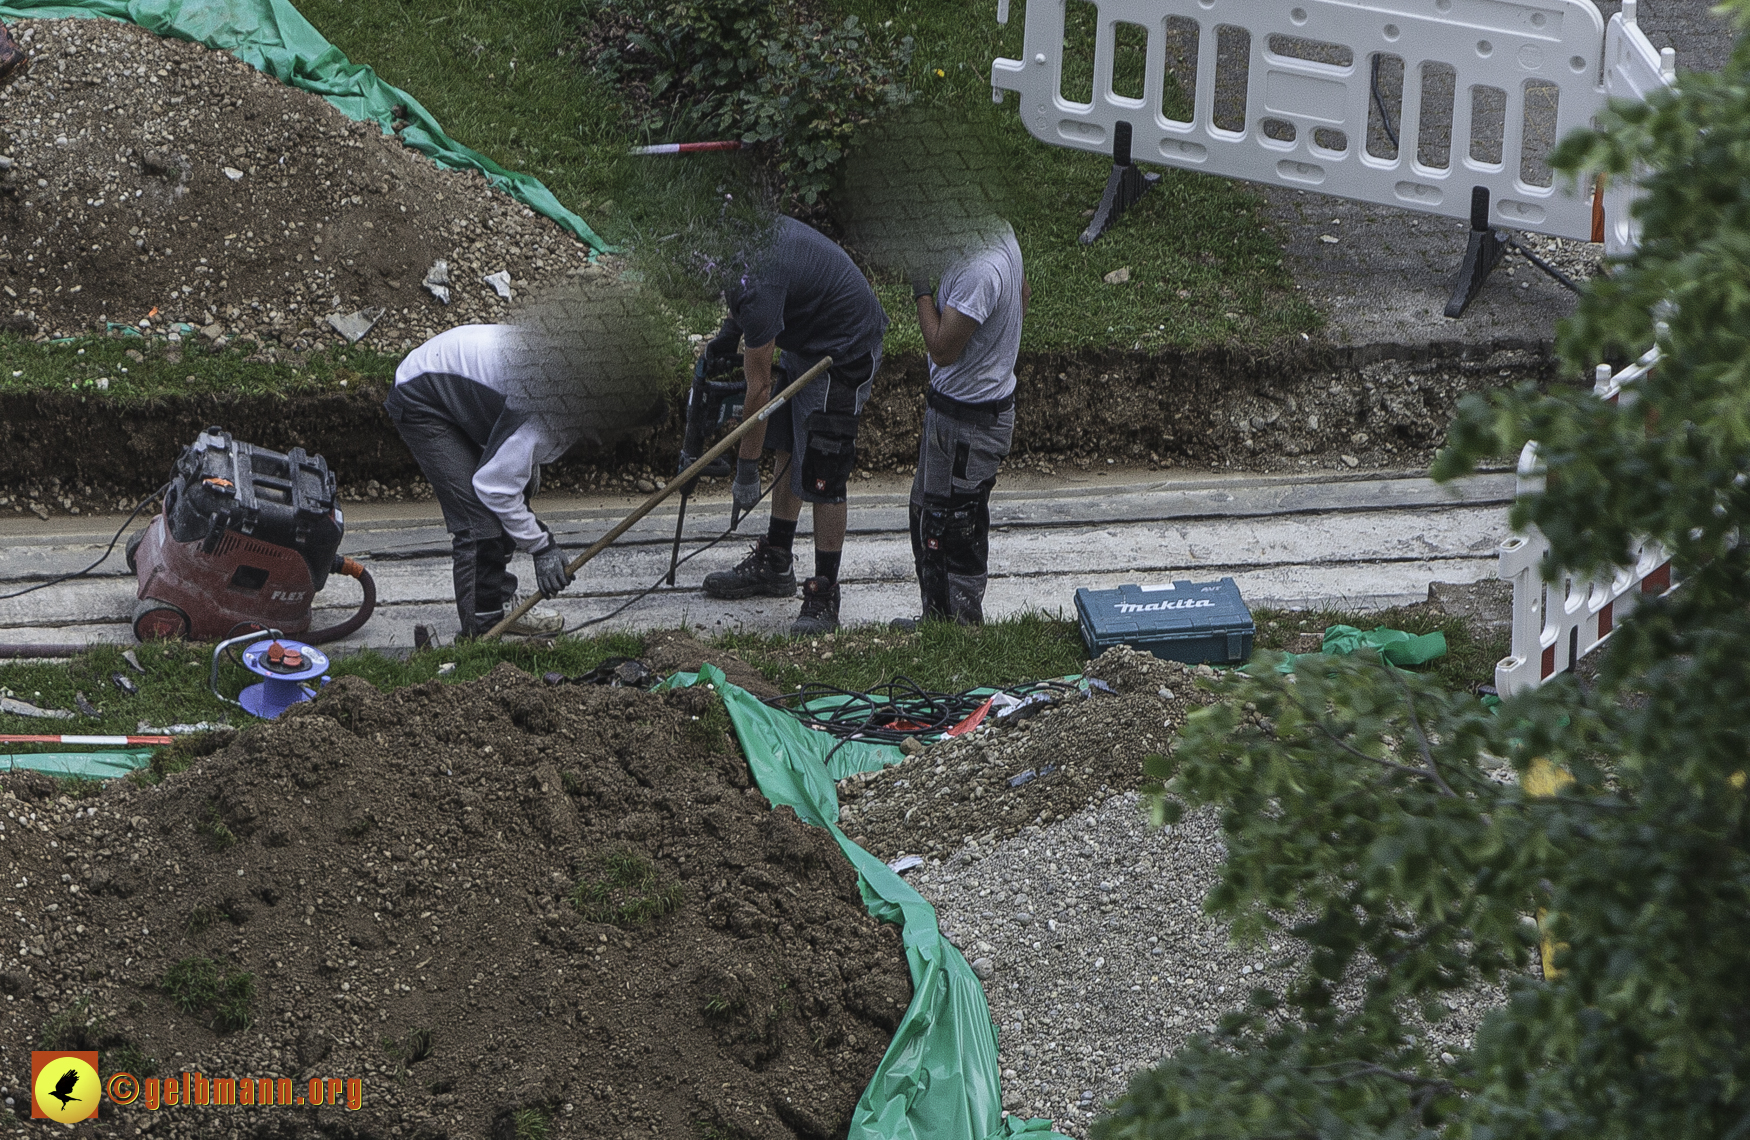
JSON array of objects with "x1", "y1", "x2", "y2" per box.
[
  {"x1": 703, "y1": 536, "x2": 797, "y2": 599},
  {"x1": 0, "y1": 24, "x2": 29, "y2": 91},
  {"x1": 790, "y1": 576, "x2": 841, "y2": 635}
]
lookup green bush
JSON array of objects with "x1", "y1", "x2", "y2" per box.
[{"x1": 586, "y1": 0, "x2": 913, "y2": 203}]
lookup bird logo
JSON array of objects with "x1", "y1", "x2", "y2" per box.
[
  {"x1": 30, "y1": 1051, "x2": 100, "y2": 1123},
  {"x1": 49, "y1": 1066, "x2": 82, "y2": 1109}
]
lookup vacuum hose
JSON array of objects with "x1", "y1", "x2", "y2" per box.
[
  {"x1": 0, "y1": 643, "x2": 91, "y2": 658},
  {"x1": 0, "y1": 560, "x2": 376, "y2": 658},
  {"x1": 303, "y1": 558, "x2": 377, "y2": 646}
]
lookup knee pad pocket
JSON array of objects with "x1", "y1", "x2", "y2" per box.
[
  {"x1": 920, "y1": 500, "x2": 982, "y2": 575},
  {"x1": 800, "y1": 411, "x2": 859, "y2": 502}
]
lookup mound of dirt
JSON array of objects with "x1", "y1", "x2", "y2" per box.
[
  {"x1": 0, "y1": 19, "x2": 597, "y2": 353},
  {"x1": 643, "y1": 629, "x2": 783, "y2": 700},
  {"x1": 836, "y1": 647, "x2": 1214, "y2": 861},
  {"x1": 0, "y1": 665, "x2": 909, "y2": 1138}
]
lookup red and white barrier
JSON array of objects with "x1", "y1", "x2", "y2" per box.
[{"x1": 1495, "y1": 350, "x2": 1671, "y2": 695}]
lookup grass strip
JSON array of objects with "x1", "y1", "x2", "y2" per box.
[
  {"x1": 0, "y1": 333, "x2": 398, "y2": 402},
  {"x1": 0, "y1": 605, "x2": 1503, "y2": 789}
]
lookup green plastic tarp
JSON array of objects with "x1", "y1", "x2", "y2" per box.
[
  {"x1": 1, "y1": 749, "x2": 152, "y2": 778},
  {"x1": 1320, "y1": 624, "x2": 1448, "y2": 666},
  {"x1": 1268, "y1": 624, "x2": 1449, "y2": 673},
  {"x1": 0, "y1": 0, "x2": 609, "y2": 252},
  {"x1": 668, "y1": 665, "x2": 1067, "y2": 1140}
]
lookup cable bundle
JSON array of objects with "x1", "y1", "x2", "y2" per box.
[{"x1": 761, "y1": 677, "x2": 1085, "y2": 751}]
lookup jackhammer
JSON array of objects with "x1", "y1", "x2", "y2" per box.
[{"x1": 664, "y1": 350, "x2": 745, "y2": 585}]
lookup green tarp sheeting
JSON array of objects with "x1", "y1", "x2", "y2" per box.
[
  {"x1": 1320, "y1": 624, "x2": 1448, "y2": 667},
  {"x1": 1269, "y1": 624, "x2": 1450, "y2": 673},
  {"x1": 2, "y1": 749, "x2": 152, "y2": 778},
  {"x1": 0, "y1": 0, "x2": 609, "y2": 252},
  {"x1": 668, "y1": 665, "x2": 1066, "y2": 1140}
]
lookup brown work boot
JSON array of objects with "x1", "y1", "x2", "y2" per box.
[{"x1": 0, "y1": 23, "x2": 30, "y2": 91}]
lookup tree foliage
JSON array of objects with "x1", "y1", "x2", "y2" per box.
[{"x1": 1100, "y1": 8, "x2": 1750, "y2": 1138}]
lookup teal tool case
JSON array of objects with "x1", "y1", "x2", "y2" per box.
[{"x1": 1074, "y1": 577, "x2": 1255, "y2": 664}]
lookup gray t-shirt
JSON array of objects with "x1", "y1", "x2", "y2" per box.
[
  {"x1": 726, "y1": 216, "x2": 888, "y2": 364},
  {"x1": 928, "y1": 227, "x2": 1024, "y2": 403}
]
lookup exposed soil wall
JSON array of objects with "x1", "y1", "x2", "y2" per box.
[{"x1": 0, "y1": 340, "x2": 1561, "y2": 510}]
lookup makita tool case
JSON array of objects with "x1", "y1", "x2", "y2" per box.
[{"x1": 1074, "y1": 578, "x2": 1255, "y2": 665}]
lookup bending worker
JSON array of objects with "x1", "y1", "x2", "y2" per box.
[
  {"x1": 900, "y1": 223, "x2": 1028, "y2": 627},
  {"x1": 386, "y1": 324, "x2": 581, "y2": 639},
  {"x1": 700, "y1": 217, "x2": 889, "y2": 634}
]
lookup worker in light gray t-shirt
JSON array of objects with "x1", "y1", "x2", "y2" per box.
[{"x1": 902, "y1": 224, "x2": 1028, "y2": 626}]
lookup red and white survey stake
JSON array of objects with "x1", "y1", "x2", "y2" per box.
[
  {"x1": 0, "y1": 734, "x2": 173, "y2": 746},
  {"x1": 628, "y1": 140, "x2": 742, "y2": 156}
]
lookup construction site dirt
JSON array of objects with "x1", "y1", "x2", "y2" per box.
[
  {"x1": 0, "y1": 665, "x2": 911, "y2": 1139},
  {"x1": 0, "y1": 338, "x2": 1561, "y2": 515},
  {"x1": 0, "y1": 19, "x2": 596, "y2": 351}
]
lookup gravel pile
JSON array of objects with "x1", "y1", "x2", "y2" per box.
[
  {"x1": 918, "y1": 786, "x2": 1511, "y2": 1137},
  {"x1": 836, "y1": 647, "x2": 1213, "y2": 861},
  {"x1": 911, "y1": 795, "x2": 1245, "y2": 1137},
  {"x1": 0, "y1": 19, "x2": 597, "y2": 355}
]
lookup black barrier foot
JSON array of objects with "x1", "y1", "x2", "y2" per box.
[
  {"x1": 1445, "y1": 186, "x2": 1507, "y2": 318},
  {"x1": 1078, "y1": 121, "x2": 1160, "y2": 245}
]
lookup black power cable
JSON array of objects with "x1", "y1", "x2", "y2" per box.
[
  {"x1": 763, "y1": 676, "x2": 1089, "y2": 755},
  {"x1": 1370, "y1": 53, "x2": 1400, "y2": 152},
  {"x1": 561, "y1": 457, "x2": 791, "y2": 634},
  {"x1": 1502, "y1": 233, "x2": 1583, "y2": 293},
  {"x1": 0, "y1": 482, "x2": 169, "y2": 602}
]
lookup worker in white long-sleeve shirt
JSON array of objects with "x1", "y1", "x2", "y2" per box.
[{"x1": 386, "y1": 324, "x2": 583, "y2": 638}]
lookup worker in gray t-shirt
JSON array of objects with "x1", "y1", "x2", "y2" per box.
[
  {"x1": 699, "y1": 216, "x2": 889, "y2": 634},
  {"x1": 899, "y1": 224, "x2": 1028, "y2": 626}
]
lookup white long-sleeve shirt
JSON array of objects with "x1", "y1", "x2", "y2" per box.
[{"x1": 393, "y1": 325, "x2": 587, "y2": 551}]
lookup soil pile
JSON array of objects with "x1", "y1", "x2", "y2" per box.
[
  {"x1": 0, "y1": 664, "x2": 909, "y2": 1139},
  {"x1": 836, "y1": 647, "x2": 1215, "y2": 861},
  {"x1": 0, "y1": 19, "x2": 596, "y2": 353}
]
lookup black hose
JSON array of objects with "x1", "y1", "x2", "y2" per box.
[
  {"x1": 0, "y1": 643, "x2": 93, "y2": 658},
  {"x1": 304, "y1": 566, "x2": 377, "y2": 645}
]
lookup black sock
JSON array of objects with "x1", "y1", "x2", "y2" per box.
[
  {"x1": 815, "y1": 549, "x2": 842, "y2": 584},
  {"x1": 765, "y1": 517, "x2": 798, "y2": 555}
]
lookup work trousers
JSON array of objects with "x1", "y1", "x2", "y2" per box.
[
  {"x1": 386, "y1": 400, "x2": 526, "y2": 636},
  {"x1": 908, "y1": 395, "x2": 1014, "y2": 624}
]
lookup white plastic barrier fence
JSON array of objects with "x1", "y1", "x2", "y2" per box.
[
  {"x1": 1600, "y1": 1, "x2": 1673, "y2": 257},
  {"x1": 1494, "y1": 348, "x2": 1670, "y2": 695},
  {"x1": 992, "y1": 0, "x2": 1675, "y2": 244}
]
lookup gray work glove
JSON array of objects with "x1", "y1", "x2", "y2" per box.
[
  {"x1": 532, "y1": 531, "x2": 574, "y2": 598},
  {"x1": 909, "y1": 269, "x2": 933, "y2": 300},
  {"x1": 732, "y1": 458, "x2": 763, "y2": 513}
]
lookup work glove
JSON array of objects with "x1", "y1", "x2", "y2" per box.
[
  {"x1": 532, "y1": 531, "x2": 574, "y2": 599},
  {"x1": 702, "y1": 324, "x2": 741, "y2": 373},
  {"x1": 731, "y1": 457, "x2": 762, "y2": 526},
  {"x1": 909, "y1": 268, "x2": 933, "y2": 300},
  {"x1": 732, "y1": 458, "x2": 763, "y2": 511}
]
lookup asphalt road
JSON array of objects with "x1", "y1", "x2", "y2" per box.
[{"x1": 0, "y1": 467, "x2": 1516, "y2": 651}]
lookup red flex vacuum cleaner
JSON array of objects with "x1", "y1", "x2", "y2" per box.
[{"x1": 126, "y1": 428, "x2": 375, "y2": 644}]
